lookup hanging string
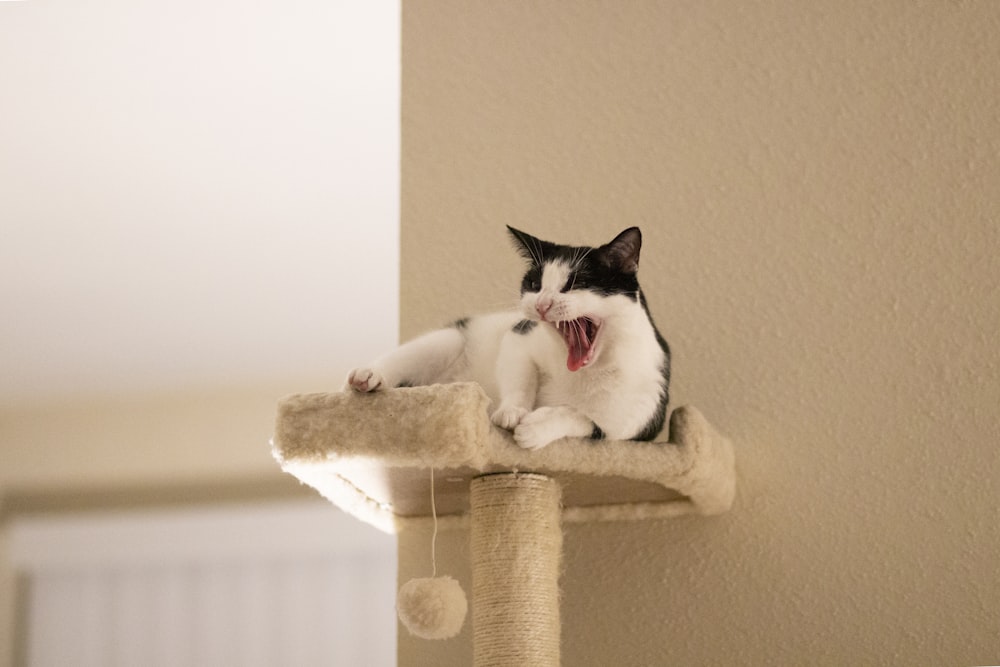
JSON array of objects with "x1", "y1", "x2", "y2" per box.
[
  {"x1": 395, "y1": 465, "x2": 468, "y2": 641},
  {"x1": 430, "y1": 467, "x2": 438, "y2": 578}
]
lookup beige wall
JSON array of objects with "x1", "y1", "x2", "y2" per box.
[{"x1": 399, "y1": 2, "x2": 999, "y2": 665}]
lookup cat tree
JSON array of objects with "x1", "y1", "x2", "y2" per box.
[{"x1": 272, "y1": 382, "x2": 735, "y2": 666}]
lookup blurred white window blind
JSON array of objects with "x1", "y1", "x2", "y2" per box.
[{"x1": 8, "y1": 501, "x2": 397, "y2": 667}]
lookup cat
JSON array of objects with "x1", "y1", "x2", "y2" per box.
[{"x1": 346, "y1": 226, "x2": 671, "y2": 450}]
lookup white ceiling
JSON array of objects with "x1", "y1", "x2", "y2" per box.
[{"x1": 0, "y1": 0, "x2": 400, "y2": 406}]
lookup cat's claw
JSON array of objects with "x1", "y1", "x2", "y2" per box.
[
  {"x1": 346, "y1": 368, "x2": 385, "y2": 393},
  {"x1": 491, "y1": 404, "x2": 528, "y2": 431}
]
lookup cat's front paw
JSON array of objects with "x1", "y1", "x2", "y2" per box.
[
  {"x1": 346, "y1": 368, "x2": 385, "y2": 393},
  {"x1": 513, "y1": 406, "x2": 593, "y2": 450},
  {"x1": 512, "y1": 407, "x2": 564, "y2": 450},
  {"x1": 491, "y1": 404, "x2": 528, "y2": 431}
]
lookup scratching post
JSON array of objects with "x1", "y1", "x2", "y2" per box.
[{"x1": 470, "y1": 473, "x2": 562, "y2": 667}]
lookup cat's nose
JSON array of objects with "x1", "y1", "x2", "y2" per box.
[{"x1": 536, "y1": 298, "x2": 552, "y2": 319}]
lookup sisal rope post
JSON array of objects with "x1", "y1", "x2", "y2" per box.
[{"x1": 470, "y1": 473, "x2": 562, "y2": 667}]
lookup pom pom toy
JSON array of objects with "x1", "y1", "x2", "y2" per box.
[
  {"x1": 397, "y1": 575, "x2": 468, "y2": 639},
  {"x1": 396, "y1": 468, "x2": 468, "y2": 639}
]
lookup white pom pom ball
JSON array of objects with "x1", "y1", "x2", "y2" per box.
[{"x1": 396, "y1": 576, "x2": 468, "y2": 640}]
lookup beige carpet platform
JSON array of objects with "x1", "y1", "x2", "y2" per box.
[{"x1": 272, "y1": 382, "x2": 735, "y2": 533}]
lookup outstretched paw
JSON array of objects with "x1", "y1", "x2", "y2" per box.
[
  {"x1": 346, "y1": 368, "x2": 385, "y2": 393},
  {"x1": 491, "y1": 404, "x2": 529, "y2": 431}
]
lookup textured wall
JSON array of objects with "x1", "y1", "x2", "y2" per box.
[{"x1": 399, "y1": 1, "x2": 1000, "y2": 665}]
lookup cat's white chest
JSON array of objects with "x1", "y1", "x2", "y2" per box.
[{"x1": 536, "y1": 362, "x2": 618, "y2": 407}]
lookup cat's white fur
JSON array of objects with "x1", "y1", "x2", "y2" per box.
[{"x1": 346, "y1": 250, "x2": 667, "y2": 450}]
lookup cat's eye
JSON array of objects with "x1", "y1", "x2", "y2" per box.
[{"x1": 522, "y1": 267, "x2": 542, "y2": 293}]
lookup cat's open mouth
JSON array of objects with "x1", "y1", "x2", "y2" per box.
[{"x1": 555, "y1": 317, "x2": 602, "y2": 372}]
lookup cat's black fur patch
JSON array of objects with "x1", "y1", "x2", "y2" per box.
[
  {"x1": 518, "y1": 263, "x2": 543, "y2": 294},
  {"x1": 631, "y1": 289, "x2": 671, "y2": 441},
  {"x1": 559, "y1": 263, "x2": 639, "y2": 301},
  {"x1": 450, "y1": 317, "x2": 470, "y2": 329},
  {"x1": 512, "y1": 319, "x2": 537, "y2": 335},
  {"x1": 591, "y1": 424, "x2": 606, "y2": 440},
  {"x1": 631, "y1": 364, "x2": 669, "y2": 441}
]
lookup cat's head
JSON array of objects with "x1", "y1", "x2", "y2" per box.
[{"x1": 507, "y1": 226, "x2": 643, "y2": 371}]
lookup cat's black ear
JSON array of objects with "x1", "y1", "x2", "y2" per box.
[
  {"x1": 601, "y1": 227, "x2": 642, "y2": 273},
  {"x1": 507, "y1": 226, "x2": 546, "y2": 264}
]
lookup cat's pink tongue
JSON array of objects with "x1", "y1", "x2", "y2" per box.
[{"x1": 565, "y1": 319, "x2": 591, "y2": 372}]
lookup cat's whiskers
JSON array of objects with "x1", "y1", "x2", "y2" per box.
[
  {"x1": 567, "y1": 246, "x2": 593, "y2": 292},
  {"x1": 490, "y1": 283, "x2": 524, "y2": 308},
  {"x1": 529, "y1": 236, "x2": 545, "y2": 265}
]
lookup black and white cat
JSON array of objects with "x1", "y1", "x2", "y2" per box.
[{"x1": 346, "y1": 227, "x2": 671, "y2": 450}]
